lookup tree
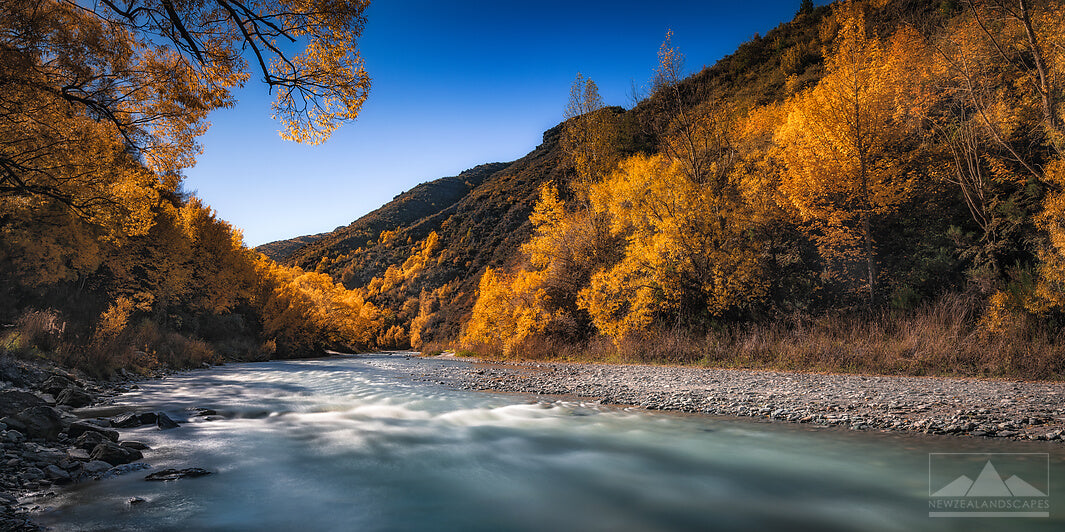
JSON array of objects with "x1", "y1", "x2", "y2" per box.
[
  {"x1": 0, "y1": 0, "x2": 370, "y2": 222},
  {"x1": 578, "y1": 154, "x2": 769, "y2": 340},
  {"x1": 775, "y1": 2, "x2": 925, "y2": 306},
  {"x1": 561, "y1": 73, "x2": 619, "y2": 188}
]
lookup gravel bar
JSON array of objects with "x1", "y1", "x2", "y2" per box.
[{"x1": 418, "y1": 355, "x2": 1065, "y2": 443}]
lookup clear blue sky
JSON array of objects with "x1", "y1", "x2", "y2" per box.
[{"x1": 184, "y1": 1, "x2": 823, "y2": 247}]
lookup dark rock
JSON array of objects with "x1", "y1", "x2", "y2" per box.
[
  {"x1": 2, "y1": 415, "x2": 27, "y2": 432},
  {"x1": 120, "y1": 441, "x2": 149, "y2": 451},
  {"x1": 66, "y1": 421, "x2": 118, "y2": 442},
  {"x1": 155, "y1": 413, "x2": 179, "y2": 430},
  {"x1": 111, "y1": 413, "x2": 142, "y2": 428},
  {"x1": 81, "y1": 418, "x2": 112, "y2": 428},
  {"x1": 136, "y1": 412, "x2": 157, "y2": 425},
  {"x1": 55, "y1": 387, "x2": 93, "y2": 408},
  {"x1": 0, "y1": 392, "x2": 45, "y2": 417},
  {"x1": 13, "y1": 407, "x2": 62, "y2": 440},
  {"x1": 66, "y1": 448, "x2": 90, "y2": 461},
  {"x1": 89, "y1": 442, "x2": 142, "y2": 466},
  {"x1": 3, "y1": 429, "x2": 25, "y2": 443},
  {"x1": 96, "y1": 462, "x2": 150, "y2": 479},
  {"x1": 73, "y1": 430, "x2": 109, "y2": 451},
  {"x1": 42, "y1": 465, "x2": 69, "y2": 482},
  {"x1": 21, "y1": 467, "x2": 44, "y2": 481},
  {"x1": 127, "y1": 497, "x2": 146, "y2": 505},
  {"x1": 144, "y1": 468, "x2": 211, "y2": 481},
  {"x1": 80, "y1": 460, "x2": 111, "y2": 475},
  {"x1": 41, "y1": 375, "x2": 76, "y2": 397}
]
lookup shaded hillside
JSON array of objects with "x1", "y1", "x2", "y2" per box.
[
  {"x1": 256, "y1": 232, "x2": 329, "y2": 262},
  {"x1": 287, "y1": 161, "x2": 509, "y2": 272},
  {"x1": 284, "y1": 125, "x2": 570, "y2": 345}
]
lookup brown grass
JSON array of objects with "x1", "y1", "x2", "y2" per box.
[{"x1": 458, "y1": 293, "x2": 1065, "y2": 380}]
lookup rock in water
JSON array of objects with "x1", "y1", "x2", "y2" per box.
[
  {"x1": 155, "y1": 413, "x2": 179, "y2": 430},
  {"x1": 144, "y1": 468, "x2": 211, "y2": 481},
  {"x1": 14, "y1": 406, "x2": 62, "y2": 440},
  {"x1": 111, "y1": 412, "x2": 142, "y2": 428},
  {"x1": 56, "y1": 387, "x2": 94, "y2": 408},
  {"x1": 89, "y1": 442, "x2": 143, "y2": 466},
  {"x1": 66, "y1": 421, "x2": 119, "y2": 441}
]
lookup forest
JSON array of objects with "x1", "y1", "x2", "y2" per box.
[
  {"x1": 456, "y1": 0, "x2": 1065, "y2": 378},
  {"x1": 4, "y1": 0, "x2": 1065, "y2": 380},
  {"x1": 0, "y1": 0, "x2": 387, "y2": 375}
]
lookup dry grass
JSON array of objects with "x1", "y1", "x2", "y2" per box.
[{"x1": 460, "y1": 293, "x2": 1065, "y2": 380}]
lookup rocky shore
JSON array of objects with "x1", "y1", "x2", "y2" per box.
[
  {"x1": 429, "y1": 355, "x2": 1065, "y2": 443},
  {"x1": 0, "y1": 357, "x2": 208, "y2": 531}
]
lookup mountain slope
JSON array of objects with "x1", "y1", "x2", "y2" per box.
[{"x1": 278, "y1": 3, "x2": 876, "y2": 348}]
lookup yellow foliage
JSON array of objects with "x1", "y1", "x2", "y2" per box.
[
  {"x1": 462, "y1": 267, "x2": 556, "y2": 355},
  {"x1": 1031, "y1": 159, "x2": 1065, "y2": 313},
  {"x1": 94, "y1": 297, "x2": 135, "y2": 343},
  {"x1": 774, "y1": 1, "x2": 921, "y2": 301},
  {"x1": 579, "y1": 154, "x2": 769, "y2": 340}
]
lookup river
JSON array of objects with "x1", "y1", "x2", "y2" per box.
[{"x1": 35, "y1": 353, "x2": 1065, "y2": 531}]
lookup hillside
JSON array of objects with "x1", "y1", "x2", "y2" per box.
[
  {"x1": 277, "y1": 0, "x2": 1065, "y2": 383},
  {"x1": 279, "y1": 4, "x2": 838, "y2": 348},
  {"x1": 281, "y1": 125, "x2": 571, "y2": 345},
  {"x1": 256, "y1": 232, "x2": 330, "y2": 262}
]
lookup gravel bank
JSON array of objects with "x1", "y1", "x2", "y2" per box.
[{"x1": 420, "y1": 354, "x2": 1065, "y2": 443}]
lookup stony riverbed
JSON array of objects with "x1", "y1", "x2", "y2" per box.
[
  {"x1": 3, "y1": 352, "x2": 1063, "y2": 529},
  {"x1": 416, "y1": 355, "x2": 1065, "y2": 443}
]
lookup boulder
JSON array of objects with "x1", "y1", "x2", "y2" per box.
[
  {"x1": 136, "y1": 412, "x2": 157, "y2": 425},
  {"x1": 81, "y1": 460, "x2": 112, "y2": 475},
  {"x1": 73, "y1": 430, "x2": 110, "y2": 451},
  {"x1": 56, "y1": 387, "x2": 94, "y2": 408},
  {"x1": 14, "y1": 406, "x2": 63, "y2": 440},
  {"x1": 111, "y1": 412, "x2": 142, "y2": 428},
  {"x1": 144, "y1": 468, "x2": 211, "y2": 481},
  {"x1": 0, "y1": 391, "x2": 45, "y2": 417},
  {"x1": 41, "y1": 375, "x2": 76, "y2": 397},
  {"x1": 120, "y1": 441, "x2": 149, "y2": 451},
  {"x1": 67, "y1": 421, "x2": 119, "y2": 442},
  {"x1": 89, "y1": 441, "x2": 142, "y2": 466},
  {"x1": 67, "y1": 448, "x2": 90, "y2": 461},
  {"x1": 43, "y1": 464, "x2": 70, "y2": 481},
  {"x1": 2, "y1": 429, "x2": 25, "y2": 443},
  {"x1": 21, "y1": 467, "x2": 45, "y2": 481},
  {"x1": 155, "y1": 412, "x2": 179, "y2": 430},
  {"x1": 1, "y1": 416, "x2": 25, "y2": 433},
  {"x1": 96, "y1": 462, "x2": 150, "y2": 480}
]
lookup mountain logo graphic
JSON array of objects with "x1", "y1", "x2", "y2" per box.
[{"x1": 932, "y1": 460, "x2": 1047, "y2": 497}]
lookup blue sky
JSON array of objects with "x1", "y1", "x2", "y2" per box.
[{"x1": 184, "y1": 1, "x2": 822, "y2": 247}]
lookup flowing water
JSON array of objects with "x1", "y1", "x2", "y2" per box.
[{"x1": 35, "y1": 354, "x2": 1065, "y2": 531}]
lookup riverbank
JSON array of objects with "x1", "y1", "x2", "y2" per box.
[
  {"x1": 0, "y1": 356, "x2": 175, "y2": 531},
  {"x1": 423, "y1": 354, "x2": 1065, "y2": 443}
]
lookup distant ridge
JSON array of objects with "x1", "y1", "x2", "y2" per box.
[{"x1": 256, "y1": 232, "x2": 331, "y2": 262}]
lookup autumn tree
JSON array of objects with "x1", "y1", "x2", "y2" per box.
[
  {"x1": 578, "y1": 153, "x2": 769, "y2": 341},
  {"x1": 0, "y1": 0, "x2": 370, "y2": 223},
  {"x1": 561, "y1": 73, "x2": 620, "y2": 188},
  {"x1": 775, "y1": 2, "x2": 928, "y2": 306}
]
